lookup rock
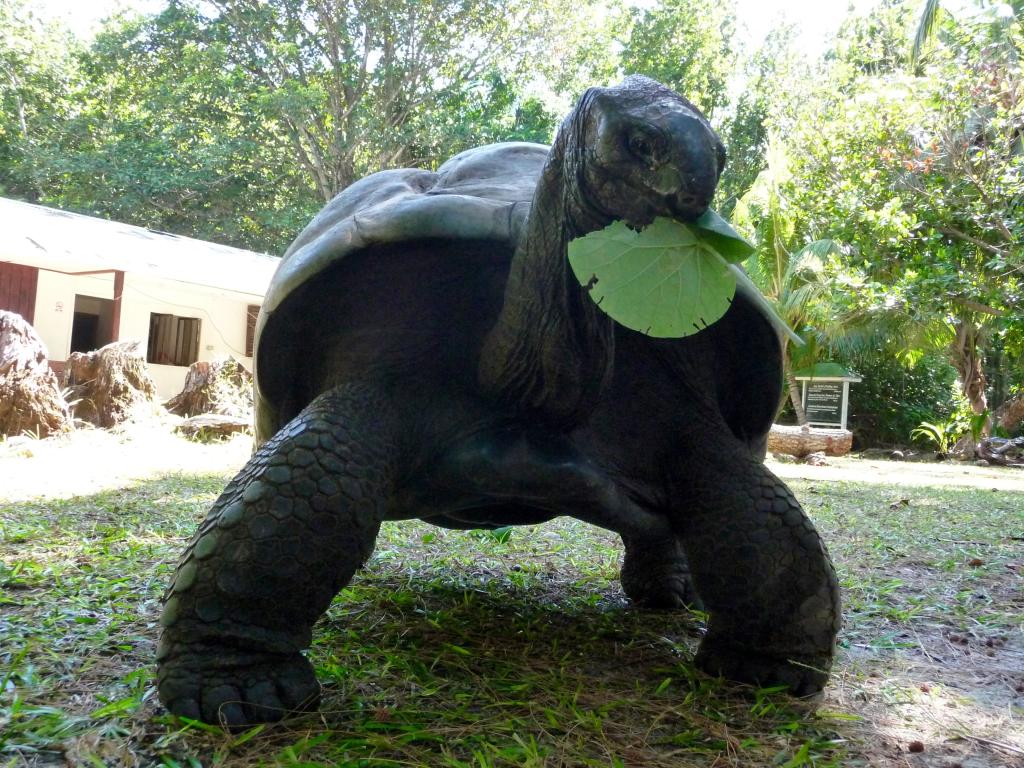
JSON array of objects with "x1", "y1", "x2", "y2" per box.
[
  {"x1": 994, "y1": 395, "x2": 1024, "y2": 435},
  {"x1": 0, "y1": 311, "x2": 71, "y2": 438}
]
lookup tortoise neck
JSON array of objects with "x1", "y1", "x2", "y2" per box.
[{"x1": 478, "y1": 133, "x2": 614, "y2": 426}]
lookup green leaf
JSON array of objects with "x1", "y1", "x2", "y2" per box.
[
  {"x1": 693, "y1": 209, "x2": 756, "y2": 262},
  {"x1": 568, "y1": 217, "x2": 737, "y2": 338}
]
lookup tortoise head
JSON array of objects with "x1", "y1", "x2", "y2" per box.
[{"x1": 564, "y1": 75, "x2": 726, "y2": 232}]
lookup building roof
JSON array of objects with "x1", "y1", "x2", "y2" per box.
[
  {"x1": 0, "y1": 197, "x2": 280, "y2": 297},
  {"x1": 793, "y1": 362, "x2": 863, "y2": 381}
]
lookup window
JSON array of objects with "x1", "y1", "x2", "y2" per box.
[
  {"x1": 245, "y1": 304, "x2": 260, "y2": 357},
  {"x1": 147, "y1": 313, "x2": 201, "y2": 366}
]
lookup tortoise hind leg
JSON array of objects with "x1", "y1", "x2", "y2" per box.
[
  {"x1": 620, "y1": 536, "x2": 702, "y2": 610},
  {"x1": 157, "y1": 383, "x2": 399, "y2": 727}
]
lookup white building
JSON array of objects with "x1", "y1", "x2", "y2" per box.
[{"x1": 0, "y1": 197, "x2": 279, "y2": 398}]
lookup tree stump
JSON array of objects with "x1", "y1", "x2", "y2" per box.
[
  {"x1": 165, "y1": 358, "x2": 253, "y2": 419},
  {"x1": 767, "y1": 424, "x2": 853, "y2": 458},
  {"x1": 0, "y1": 311, "x2": 71, "y2": 438},
  {"x1": 63, "y1": 341, "x2": 160, "y2": 428}
]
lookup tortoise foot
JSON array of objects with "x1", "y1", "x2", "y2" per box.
[
  {"x1": 158, "y1": 646, "x2": 320, "y2": 728},
  {"x1": 694, "y1": 640, "x2": 831, "y2": 696},
  {"x1": 621, "y1": 536, "x2": 703, "y2": 610}
]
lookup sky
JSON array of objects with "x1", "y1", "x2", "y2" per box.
[
  {"x1": 733, "y1": 0, "x2": 879, "y2": 54},
  {"x1": 40, "y1": 0, "x2": 890, "y2": 53}
]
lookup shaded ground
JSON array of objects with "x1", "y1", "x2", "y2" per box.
[{"x1": 1, "y1": 425, "x2": 1021, "y2": 767}]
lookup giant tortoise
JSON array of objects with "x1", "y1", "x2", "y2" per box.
[{"x1": 157, "y1": 76, "x2": 841, "y2": 726}]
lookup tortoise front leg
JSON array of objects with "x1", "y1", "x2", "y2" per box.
[
  {"x1": 157, "y1": 384, "x2": 399, "y2": 727},
  {"x1": 672, "y1": 449, "x2": 841, "y2": 695}
]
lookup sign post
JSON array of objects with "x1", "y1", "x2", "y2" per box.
[{"x1": 795, "y1": 363, "x2": 862, "y2": 431}]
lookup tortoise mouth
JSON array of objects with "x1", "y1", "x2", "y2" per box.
[
  {"x1": 614, "y1": 190, "x2": 710, "y2": 231},
  {"x1": 665, "y1": 190, "x2": 712, "y2": 222}
]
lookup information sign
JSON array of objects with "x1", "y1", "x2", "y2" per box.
[{"x1": 804, "y1": 381, "x2": 844, "y2": 426}]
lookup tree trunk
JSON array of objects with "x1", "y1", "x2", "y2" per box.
[
  {"x1": 785, "y1": 365, "x2": 810, "y2": 427},
  {"x1": 165, "y1": 358, "x2": 253, "y2": 419},
  {"x1": 767, "y1": 424, "x2": 853, "y2": 457},
  {"x1": 950, "y1": 320, "x2": 990, "y2": 435}
]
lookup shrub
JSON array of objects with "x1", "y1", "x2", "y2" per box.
[{"x1": 840, "y1": 349, "x2": 958, "y2": 448}]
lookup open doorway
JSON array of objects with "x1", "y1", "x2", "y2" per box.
[{"x1": 70, "y1": 294, "x2": 115, "y2": 354}]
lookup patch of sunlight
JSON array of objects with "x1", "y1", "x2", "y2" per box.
[{"x1": 769, "y1": 456, "x2": 1024, "y2": 492}]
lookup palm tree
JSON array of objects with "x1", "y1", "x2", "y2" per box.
[
  {"x1": 732, "y1": 141, "x2": 852, "y2": 426},
  {"x1": 911, "y1": 0, "x2": 944, "y2": 65},
  {"x1": 911, "y1": 0, "x2": 1024, "y2": 65}
]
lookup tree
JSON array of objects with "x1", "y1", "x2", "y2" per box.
[
  {"x1": 619, "y1": 0, "x2": 737, "y2": 119},
  {"x1": 0, "y1": 0, "x2": 80, "y2": 201},
  {"x1": 175, "y1": 0, "x2": 581, "y2": 202},
  {"x1": 911, "y1": 0, "x2": 1024, "y2": 65},
  {"x1": 785, "y1": 12, "x2": 1024, "y2": 430},
  {"x1": 2, "y1": 0, "x2": 584, "y2": 253},
  {"x1": 733, "y1": 141, "x2": 862, "y2": 426},
  {"x1": 715, "y1": 25, "x2": 812, "y2": 216}
]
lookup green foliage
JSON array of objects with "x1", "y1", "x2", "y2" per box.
[
  {"x1": 619, "y1": 0, "x2": 737, "y2": 118},
  {"x1": 842, "y1": 349, "x2": 958, "y2": 446},
  {"x1": 567, "y1": 216, "x2": 752, "y2": 338},
  {"x1": 0, "y1": 0, "x2": 81, "y2": 200},
  {"x1": 830, "y1": 0, "x2": 920, "y2": 80},
  {"x1": 910, "y1": 419, "x2": 961, "y2": 453},
  {"x1": 0, "y1": 0, "x2": 581, "y2": 253},
  {"x1": 715, "y1": 26, "x2": 812, "y2": 216},
  {"x1": 785, "y1": 4, "x2": 1024, "y2": 417}
]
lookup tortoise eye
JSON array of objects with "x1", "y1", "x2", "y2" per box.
[{"x1": 627, "y1": 132, "x2": 654, "y2": 160}]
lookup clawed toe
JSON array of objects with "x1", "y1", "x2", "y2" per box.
[
  {"x1": 694, "y1": 640, "x2": 831, "y2": 697},
  {"x1": 158, "y1": 649, "x2": 320, "y2": 728}
]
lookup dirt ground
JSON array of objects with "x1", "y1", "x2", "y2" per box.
[
  {"x1": 770, "y1": 454, "x2": 1024, "y2": 492},
  {"x1": 0, "y1": 419, "x2": 254, "y2": 502}
]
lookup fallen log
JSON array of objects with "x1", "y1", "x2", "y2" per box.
[
  {"x1": 175, "y1": 413, "x2": 252, "y2": 440},
  {"x1": 768, "y1": 424, "x2": 853, "y2": 458},
  {"x1": 976, "y1": 436, "x2": 1024, "y2": 466}
]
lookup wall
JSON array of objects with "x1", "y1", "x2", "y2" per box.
[
  {"x1": 116, "y1": 273, "x2": 258, "y2": 399},
  {"x1": 31, "y1": 268, "x2": 259, "y2": 400},
  {"x1": 34, "y1": 271, "x2": 115, "y2": 361}
]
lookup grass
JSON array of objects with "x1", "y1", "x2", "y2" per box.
[{"x1": 1, "y1": 428, "x2": 1022, "y2": 766}]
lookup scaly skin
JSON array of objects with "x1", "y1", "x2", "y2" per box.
[
  {"x1": 157, "y1": 384, "x2": 397, "y2": 726},
  {"x1": 674, "y1": 450, "x2": 841, "y2": 694},
  {"x1": 620, "y1": 536, "x2": 702, "y2": 610}
]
